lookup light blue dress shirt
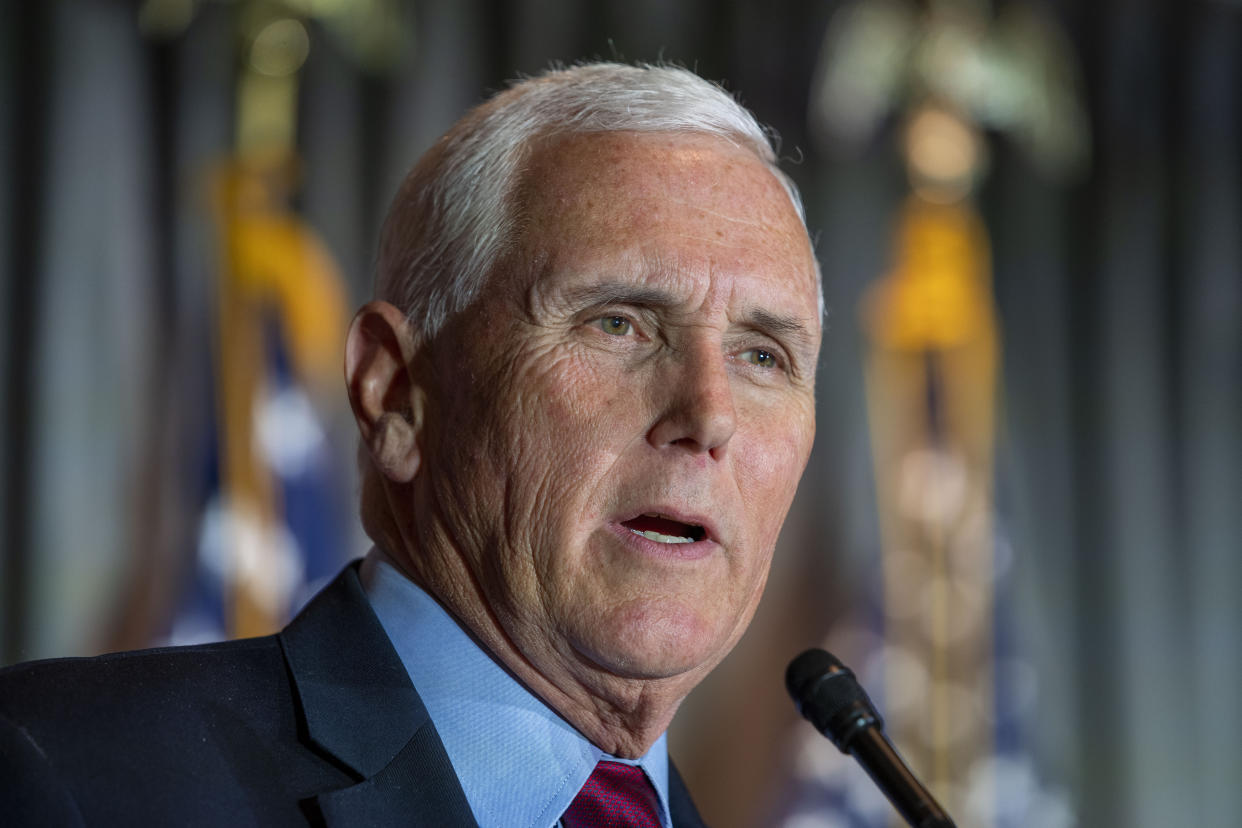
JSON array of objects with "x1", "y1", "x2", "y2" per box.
[{"x1": 360, "y1": 548, "x2": 672, "y2": 828}]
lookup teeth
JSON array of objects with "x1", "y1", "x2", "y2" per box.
[{"x1": 630, "y1": 528, "x2": 695, "y2": 544}]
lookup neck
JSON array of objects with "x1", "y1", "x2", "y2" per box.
[{"x1": 384, "y1": 532, "x2": 691, "y2": 758}]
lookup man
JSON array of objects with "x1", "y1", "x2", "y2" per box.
[{"x1": 0, "y1": 62, "x2": 822, "y2": 826}]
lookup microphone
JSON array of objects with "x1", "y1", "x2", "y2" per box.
[{"x1": 785, "y1": 648, "x2": 956, "y2": 828}]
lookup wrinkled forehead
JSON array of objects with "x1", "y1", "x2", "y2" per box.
[
  {"x1": 509, "y1": 131, "x2": 819, "y2": 307},
  {"x1": 524, "y1": 130, "x2": 802, "y2": 228}
]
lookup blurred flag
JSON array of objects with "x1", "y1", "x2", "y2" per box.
[
  {"x1": 775, "y1": 2, "x2": 1086, "y2": 825},
  {"x1": 169, "y1": 158, "x2": 349, "y2": 644},
  {"x1": 154, "y1": 4, "x2": 358, "y2": 644}
]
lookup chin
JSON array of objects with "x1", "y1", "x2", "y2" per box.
[{"x1": 578, "y1": 598, "x2": 735, "y2": 682}]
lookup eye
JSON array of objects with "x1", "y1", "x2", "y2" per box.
[
  {"x1": 739, "y1": 348, "x2": 779, "y2": 369},
  {"x1": 597, "y1": 315, "x2": 634, "y2": 336}
]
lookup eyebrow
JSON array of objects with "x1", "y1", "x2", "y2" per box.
[
  {"x1": 741, "y1": 307, "x2": 817, "y2": 353},
  {"x1": 564, "y1": 279, "x2": 817, "y2": 352},
  {"x1": 562, "y1": 282, "x2": 677, "y2": 309}
]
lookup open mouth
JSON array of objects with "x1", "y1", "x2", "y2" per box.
[{"x1": 621, "y1": 513, "x2": 707, "y2": 545}]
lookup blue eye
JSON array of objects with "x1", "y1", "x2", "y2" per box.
[
  {"x1": 598, "y1": 316, "x2": 633, "y2": 336},
  {"x1": 740, "y1": 348, "x2": 777, "y2": 368}
]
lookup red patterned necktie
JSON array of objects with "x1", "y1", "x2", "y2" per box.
[{"x1": 561, "y1": 761, "x2": 663, "y2": 828}]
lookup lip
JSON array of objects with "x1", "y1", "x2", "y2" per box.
[{"x1": 607, "y1": 505, "x2": 722, "y2": 560}]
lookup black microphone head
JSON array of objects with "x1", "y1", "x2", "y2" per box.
[{"x1": 785, "y1": 648, "x2": 883, "y2": 752}]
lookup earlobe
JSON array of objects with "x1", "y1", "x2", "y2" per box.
[{"x1": 344, "y1": 301, "x2": 424, "y2": 483}]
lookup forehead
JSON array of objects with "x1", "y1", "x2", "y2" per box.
[{"x1": 511, "y1": 131, "x2": 820, "y2": 319}]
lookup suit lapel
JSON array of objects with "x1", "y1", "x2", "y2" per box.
[
  {"x1": 314, "y1": 722, "x2": 475, "y2": 826},
  {"x1": 278, "y1": 564, "x2": 475, "y2": 827}
]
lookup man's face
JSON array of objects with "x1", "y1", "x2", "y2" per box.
[{"x1": 420, "y1": 131, "x2": 821, "y2": 693}]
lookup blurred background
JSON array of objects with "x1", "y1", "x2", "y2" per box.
[{"x1": 1, "y1": 0, "x2": 1239, "y2": 826}]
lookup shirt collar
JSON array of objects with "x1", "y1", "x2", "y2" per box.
[{"x1": 360, "y1": 548, "x2": 672, "y2": 828}]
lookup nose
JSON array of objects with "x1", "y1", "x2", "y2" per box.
[{"x1": 646, "y1": 340, "x2": 737, "y2": 460}]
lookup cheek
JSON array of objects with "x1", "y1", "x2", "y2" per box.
[
  {"x1": 542, "y1": 350, "x2": 637, "y2": 419},
  {"x1": 519, "y1": 350, "x2": 645, "y2": 465},
  {"x1": 486, "y1": 350, "x2": 641, "y2": 536},
  {"x1": 734, "y1": 414, "x2": 814, "y2": 544}
]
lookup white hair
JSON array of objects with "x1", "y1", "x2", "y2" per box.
[{"x1": 375, "y1": 62, "x2": 820, "y2": 339}]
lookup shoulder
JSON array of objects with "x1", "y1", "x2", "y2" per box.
[
  {"x1": 0, "y1": 636, "x2": 308, "y2": 825},
  {"x1": 0, "y1": 636, "x2": 291, "y2": 775},
  {"x1": 0, "y1": 635, "x2": 284, "y2": 728},
  {"x1": 0, "y1": 562, "x2": 424, "y2": 825}
]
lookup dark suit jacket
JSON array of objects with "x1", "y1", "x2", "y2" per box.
[{"x1": 0, "y1": 564, "x2": 708, "y2": 827}]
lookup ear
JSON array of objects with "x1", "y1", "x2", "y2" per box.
[{"x1": 344, "y1": 300, "x2": 425, "y2": 483}]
